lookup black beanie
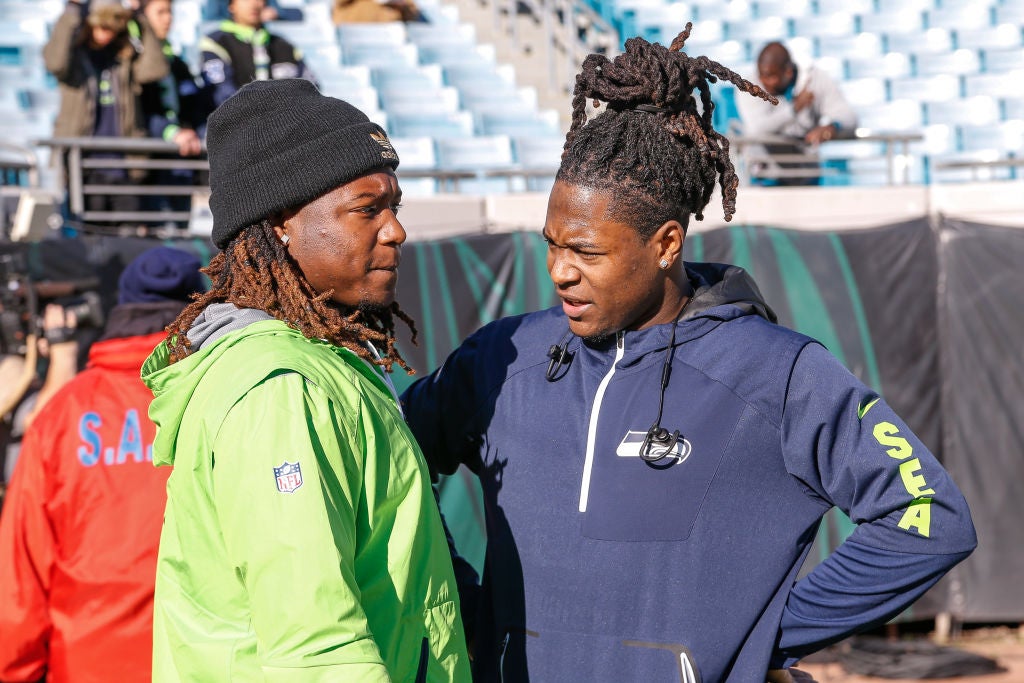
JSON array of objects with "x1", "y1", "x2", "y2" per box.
[{"x1": 206, "y1": 79, "x2": 400, "y2": 249}]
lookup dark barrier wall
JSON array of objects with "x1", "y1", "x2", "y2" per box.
[
  {"x1": 1, "y1": 218, "x2": 1019, "y2": 621},
  {"x1": 938, "y1": 220, "x2": 1024, "y2": 622}
]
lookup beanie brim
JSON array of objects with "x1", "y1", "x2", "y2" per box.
[{"x1": 209, "y1": 120, "x2": 398, "y2": 248}]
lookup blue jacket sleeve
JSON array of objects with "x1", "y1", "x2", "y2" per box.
[
  {"x1": 401, "y1": 330, "x2": 490, "y2": 477},
  {"x1": 773, "y1": 343, "x2": 976, "y2": 667}
]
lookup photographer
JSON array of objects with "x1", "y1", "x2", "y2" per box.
[{"x1": 0, "y1": 247, "x2": 206, "y2": 683}]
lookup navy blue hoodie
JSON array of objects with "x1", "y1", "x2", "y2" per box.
[{"x1": 402, "y1": 262, "x2": 976, "y2": 682}]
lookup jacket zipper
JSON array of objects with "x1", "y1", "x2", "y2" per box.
[
  {"x1": 578, "y1": 331, "x2": 625, "y2": 512},
  {"x1": 498, "y1": 632, "x2": 510, "y2": 683}
]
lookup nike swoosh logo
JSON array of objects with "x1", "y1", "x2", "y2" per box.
[{"x1": 858, "y1": 397, "x2": 880, "y2": 420}]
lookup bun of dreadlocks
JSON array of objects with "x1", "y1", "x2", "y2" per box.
[{"x1": 558, "y1": 23, "x2": 777, "y2": 237}]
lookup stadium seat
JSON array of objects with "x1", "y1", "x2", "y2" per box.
[
  {"x1": 724, "y1": 17, "x2": 789, "y2": 44},
  {"x1": 924, "y1": 96, "x2": 1000, "y2": 127},
  {"x1": 1003, "y1": 97, "x2": 1024, "y2": 121},
  {"x1": 815, "y1": 0, "x2": 872, "y2": 15},
  {"x1": 860, "y1": 10, "x2": 925, "y2": 36},
  {"x1": 819, "y1": 33, "x2": 883, "y2": 61},
  {"x1": 955, "y1": 25, "x2": 1023, "y2": 52},
  {"x1": 791, "y1": 13, "x2": 855, "y2": 39},
  {"x1": 846, "y1": 52, "x2": 909, "y2": 80},
  {"x1": 982, "y1": 47, "x2": 1024, "y2": 72},
  {"x1": 908, "y1": 124, "x2": 956, "y2": 157},
  {"x1": 380, "y1": 86, "x2": 460, "y2": 115},
  {"x1": 336, "y1": 22, "x2": 407, "y2": 48},
  {"x1": 886, "y1": 28, "x2": 954, "y2": 55},
  {"x1": 435, "y1": 136, "x2": 518, "y2": 194},
  {"x1": 476, "y1": 110, "x2": 560, "y2": 137},
  {"x1": 914, "y1": 49, "x2": 981, "y2": 77},
  {"x1": 692, "y1": 1, "x2": 751, "y2": 23},
  {"x1": 391, "y1": 136, "x2": 438, "y2": 197},
  {"x1": 344, "y1": 43, "x2": 418, "y2": 68},
  {"x1": 994, "y1": 3, "x2": 1024, "y2": 26},
  {"x1": 889, "y1": 75, "x2": 961, "y2": 103},
  {"x1": 372, "y1": 63, "x2": 444, "y2": 91},
  {"x1": 960, "y1": 122, "x2": 1024, "y2": 154},
  {"x1": 926, "y1": 6, "x2": 995, "y2": 31},
  {"x1": 855, "y1": 99, "x2": 924, "y2": 132},
  {"x1": 838, "y1": 78, "x2": 887, "y2": 107},
  {"x1": 387, "y1": 111, "x2": 474, "y2": 139},
  {"x1": 753, "y1": 0, "x2": 811, "y2": 19},
  {"x1": 964, "y1": 72, "x2": 1022, "y2": 99}
]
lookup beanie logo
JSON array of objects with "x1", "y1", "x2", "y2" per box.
[{"x1": 370, "y1": 131, "x2": 398, "y2": 161}]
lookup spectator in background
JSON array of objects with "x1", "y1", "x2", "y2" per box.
[
  {"x1": 139, "y1": 0, "x2": 207, "y2": 157},
  {"x1": 199, "y1": 0, "x2": 316, "y2": 110},
  {"x1": 0, "y1": 247, "x2": 207, "y2": 683},
  {"x1": 736, "y1": 41, "x2": 857, "y2": 184},
  {"x1": 43, "y1": 0, "x2": 169, "y2": 216},
  {"x1": 332, "y1": 0, "x2": 421, "y2": 24}
]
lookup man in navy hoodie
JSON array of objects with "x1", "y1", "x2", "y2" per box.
[{"x1": 401, "y1": 26, "x2": 977, "y2": 683}]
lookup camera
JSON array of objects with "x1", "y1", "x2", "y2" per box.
[{"x1": 0, "y1": 252, "x2": 104, "y2": 356}]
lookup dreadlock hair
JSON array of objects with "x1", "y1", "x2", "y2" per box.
[
  {"x1": 164, "y1": 220, "x2": 418, "y2": 373},
  {"x1": 559, "y1": 23, "x2": 777, "y2": 239}
]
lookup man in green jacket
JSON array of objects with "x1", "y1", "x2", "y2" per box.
[{"x1": 142, "y1": 79, "x2": 471, "y2": 682}]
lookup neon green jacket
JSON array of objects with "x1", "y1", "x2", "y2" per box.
[{"x1": 142, "y1": 319, "x2": 471, "y2": 682}]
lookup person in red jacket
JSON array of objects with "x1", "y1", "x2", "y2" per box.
[{"x1": 0, "y1": 246, "x2": 206, "y2": 683}]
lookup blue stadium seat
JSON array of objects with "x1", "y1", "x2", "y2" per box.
[
  {"x1": 960, "y1": 122, "x2": 1024, "y2": 155},
  {"x1": 926, "y1": 6, "x2": 995, "y2": 31},
  {"x1": 391, "y1": 136, "x2": 439, "y2": 197},
  {"x1": 914, "y1": 49, "x2": 981, "y2": 77},
  {"x1": 887, "y1": 28, "x2": 954, "y2": 55},
  {"x1": 955, "y1": 25, "x2": 1022, "y2": 52},
  {"x1": 476, "y1": 110, "x2": 560, "y2": 137},
  {"x1": 925, "y1": 96, "x2": 1000, "y2": 127},
  {"x1": 908, "y1": 124, "x2": 956, "y2": 157},
  {"x1": 372, "y1": 64, "x2": 443, "y2": 91},
  {"x1": 692, "y1": 1, "x2": 750, "y2": 22},
  {"x1": 889, "y1": 75, "x2": 962, "y2": 103},
  {"x1": 724, "y1": 17, "x2": 790, "y2": 44},
  {"x1": 1001, "y1": 97, "x2": 1024, "y2": 121},
  {"x1": 380, "y1": 86, "x2": 460, "y2": 114},
  {"x1": 815, "y1": 0, "x2": 873, "y2": 14},
  {"x1": 860, "y1": 9, "x2": 925, "y2": 36},
  {"x1": 344, "y1": 43, "x2": 419, "y2": 68},
  {"x1": 753, "y1": 0, "x2": 811, "y2": 19},
  {"x1": 982, "y1": 47, "x2": 1024, "y2": 72},
  {"x1": 964, "y1": 73, "x2": 1020, "y2": 99},
  {"x1": 435, "y1": 136, "x2": 518, "y2": 194},
  {"x1": 838, "y1": 78, "x2": 887, "y2": 107},
  {"x1": 855, "y1": 99, "x2": 924, "y2": 132},
  {"x1": 846, "y1": 52, "x2": 909, "y2": 80},
  {"x1": 791, "y1": 13, "x2": 855, "y2": 39},
  {"x1": 337, "y1": 22, "x2": 407, "y2": 48},
  {"x1": 819, "y1": 34, "x2": 883, "y2": 61},
  {"x1": 387, "y1": 111, "x2": 473, "y2": 139},
  {"x1": 994, "y1": 3, "x2": 1024, "y2": 25}
]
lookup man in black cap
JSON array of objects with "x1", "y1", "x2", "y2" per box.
[
  {"x1": 141, "y1": 79, "x2": 471, "y2": 682},
  {"x1": 0, "y1": 246, "x2": 206, "y2": 683}
]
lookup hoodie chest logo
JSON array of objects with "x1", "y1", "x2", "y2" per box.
[
  {"x1": 616, "y1": 429, "x2": 692, "y2": 464},
  {"x1": 274, "y1": 461, "x2": 304, "y2": 494}
]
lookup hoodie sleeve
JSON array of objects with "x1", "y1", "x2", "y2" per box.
[
  {"x1": 773, "y1": 343, "x2": 976, "y2": 667},
  {"x1": 0, "y1": 419, "x2": 57, "y2": 683},
  {"x1": 211, "y1": 374, "x2": 391, "y2": 682}
]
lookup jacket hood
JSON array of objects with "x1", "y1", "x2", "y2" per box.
[
  {"x1": 683, "y1": 262, "x2": 777, "y2": 324},
  {"x1": 141, "y1": 304, "x2": 277, "y2": 467}
]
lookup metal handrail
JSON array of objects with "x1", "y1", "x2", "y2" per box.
[{"x1": 732, "y1": 130, "x2": 924, "y2": 185}]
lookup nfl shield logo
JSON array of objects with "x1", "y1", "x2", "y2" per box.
[{"x1": 274, "y1": 461, "x2": 303, "y2": 494}]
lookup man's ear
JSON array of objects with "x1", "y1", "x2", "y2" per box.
[{"x1": 653, "y1": 218, "x2": 686, "y2": 269}]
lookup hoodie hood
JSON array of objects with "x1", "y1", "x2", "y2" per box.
[
  {"x1": 141, "y1": 309, "x2": 281, "y2": 467},
  {"x1": 682, "y1": 262, "x2": 777, "y2": 324}
]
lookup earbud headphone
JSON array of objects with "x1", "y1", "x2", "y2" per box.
[{"x1": 545, "y1": 329, "x2": 575, "y2": 382}]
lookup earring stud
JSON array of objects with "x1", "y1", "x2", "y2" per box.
[
  {"x1": 659, "y1": 258, "x2": 669, "y2": 269},
  {"x1": 280, "y1": 234, "x2": 290, "y2": 245}
]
